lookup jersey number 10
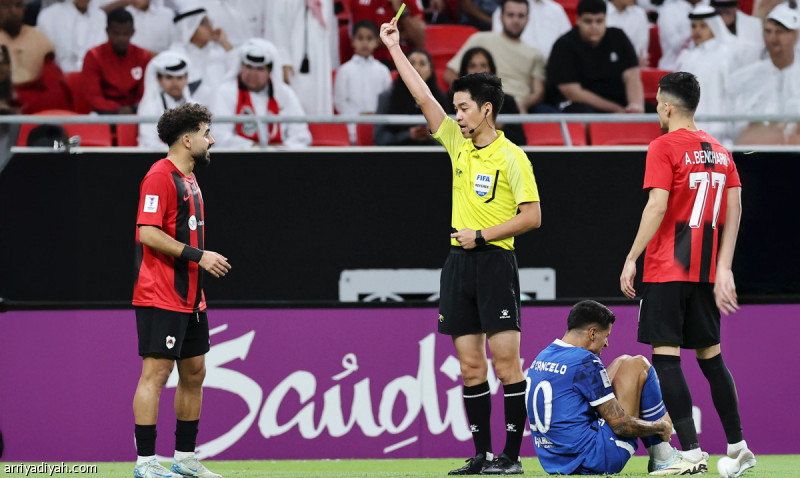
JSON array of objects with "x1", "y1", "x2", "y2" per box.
[
  {"x1": 689, "y1": 172, "x2": 726, "y2": 229},
  {"x1": 526, "y1": 377, "x2": 553, "y2": 433}
]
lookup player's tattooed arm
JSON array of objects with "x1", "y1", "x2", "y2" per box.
[{"x1": 596, "y1": 398, "x2": 671, "y2": 440}]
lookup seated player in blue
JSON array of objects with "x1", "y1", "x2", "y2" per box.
[{"x1": 527, "y1": 300, "x2": 703, "y2": 475}]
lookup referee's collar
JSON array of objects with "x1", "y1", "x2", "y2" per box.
[{"x1": 469, "y1": 130, "x2": 505, "y2": 157}]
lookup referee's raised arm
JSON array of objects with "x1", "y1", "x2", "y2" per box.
[{"x1": 380, "y1": 20, "x2": 446, "y2": 134}]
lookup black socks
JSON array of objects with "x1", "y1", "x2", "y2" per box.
[
  {"x1": 698, "y1": 354, "x2": 743, "y2": 444},
  {"x1": 501, "y1": 380, "x2": 527, "y2": 461},
  {"x1": 175, "y1": 419, "x2": 200, "y2": 453},
  {"x1": 652, "y1": 354, "x2": 700, "y2": 450},
  {"x1": 463, "y1": 381, "x2": 492, "y2": 456}
]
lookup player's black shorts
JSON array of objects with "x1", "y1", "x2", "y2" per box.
[
  {"x1": 637, "y1": 282, "x2": 720, "y2": 349},
  {"x1": 438, "y1": 245, "x2": 521, "y2": 336},
  {"x1": 136, "y1": 306, "x2": 210, "y2": 359}
]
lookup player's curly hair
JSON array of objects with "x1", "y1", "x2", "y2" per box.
[
  {"x1": 157, "y1": 103, "x2": 212, "y2": 147},
  {"x1": 567, "y1": 300, "x2": 616, "y2": 331}
]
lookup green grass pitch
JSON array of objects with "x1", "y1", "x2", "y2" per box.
[{"x1": 2, "y1": 456, "x2": 798, "y2": 477}]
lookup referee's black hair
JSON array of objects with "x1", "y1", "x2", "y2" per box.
[
  {"x1": 158, "y1": 103, "x2": 212, "y2": 147},
  {"x1": 107, "y1": 7, "x2": 133, "y2": 28},
  {"x1": 577, "y1": 0, "x2": 606, "y2": 15},
  {"x1": 567, "y1": 300, "x2": 616, "y2": 331},
  {"x1": 451, "y1": 73, "x2": 504, "y2": 121},
  {"x1": 658, "y1": 71, "x2": 701, "y2": 113}
]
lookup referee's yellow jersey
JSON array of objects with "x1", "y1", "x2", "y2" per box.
[{"x1": 432, "y1": 116, "x2": 540, "y2": 251}]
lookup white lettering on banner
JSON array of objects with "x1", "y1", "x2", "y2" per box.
[
  {"x1": 157, "y1": 329, "x2": 521, "y2": 459},
  {"x1": 258, "y1": 334, "x2": 469, "y2": 441}
]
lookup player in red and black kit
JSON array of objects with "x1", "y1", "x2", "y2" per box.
[
  {"x1": 620, "y1": 72, "x2": 755, "y2": 477},
  {"x1": 132, "y1": 103, "x2": 230, "y2": 478}
]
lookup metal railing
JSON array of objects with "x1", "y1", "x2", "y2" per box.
[{"x1": 3, "y1": 113, "x2": 800, "y2": 152}]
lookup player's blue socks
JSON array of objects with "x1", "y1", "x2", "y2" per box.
[
  {"x1": 463, "y1": 381, "x2": 493, "y2": 457},
  {"x1": 697, "y1": 354, "x2": 743, "y2": 444},
  {"x1": 639, "y1": 365, "x2": 667, "y2": 449},
  {"x1": 639, "y1": 366, "x2": 675, "y2": 462}
]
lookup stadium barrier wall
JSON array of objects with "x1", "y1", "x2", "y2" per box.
[
  {"x1": 0, "y1": 304, "x2": 797, "y2": 461},
  {"x1": 1, "y1": 150, "x2": 798, "y2": 304}
]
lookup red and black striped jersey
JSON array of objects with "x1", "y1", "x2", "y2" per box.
[
  {"x1": 133, "y1": 158, "x2": 206, "y2": 312},
  {"x1": 642, "y1": 129, "x2": 741, "y2": 284}
]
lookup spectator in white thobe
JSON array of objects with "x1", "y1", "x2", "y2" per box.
[
  {"x1": 727, "y1": 3, "x2": 800, "y2": 144},
  {"x1": 606, "y1": 0, "x2": 650, "y2": 65},
  {"x1": 264, "y1": 0, "x2": 338, "y2": 116},
  {"x1": 37, "y1": 0, "x2": 106, "y2": 73}
]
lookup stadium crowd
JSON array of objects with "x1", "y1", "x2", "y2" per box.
[{"x1": 0, "y1": 0, "x2": 798, "y2": 148}]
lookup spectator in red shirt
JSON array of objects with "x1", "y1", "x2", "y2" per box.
[
  {"x1": 81, "y1": 7, "x2": 151, "y2": 114},
  {"x1": 351, "y1": 0, "x2": 426, "y2": 65}
]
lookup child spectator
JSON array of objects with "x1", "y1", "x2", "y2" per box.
[{"x1": 334, "y1": 20, "x2": 392, "y2": 144}]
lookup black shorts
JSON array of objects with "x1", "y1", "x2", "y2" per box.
[
  {"x1": 438, "y1": 246, "x2": 521, "y2": 336},
  {"x1": 637, "y1": 282, "x2": 720, "y2": 349},
  {"x1": 136, "y1": 306, "x2": 210, "y2": 359}
]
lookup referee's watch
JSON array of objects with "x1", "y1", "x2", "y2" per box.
[{"x1": 475, "y1": 230, "x2": 486, "y2": 247}]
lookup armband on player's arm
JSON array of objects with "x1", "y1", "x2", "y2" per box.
[{"x1": 180, "y1": 245, "x2": 204, "y2": 263}]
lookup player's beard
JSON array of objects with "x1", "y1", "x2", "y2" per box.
[{"x1": 193, "y1": 149, "x2": 211, "y2": 166}]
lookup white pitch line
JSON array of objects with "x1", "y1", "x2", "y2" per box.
[{"x1": 383, "y1": 436, "x2": 419, "y2": 454}]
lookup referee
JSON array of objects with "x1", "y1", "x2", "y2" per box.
[{"x1": 381, "y1": 19, "x2": 541, "y2": 475}]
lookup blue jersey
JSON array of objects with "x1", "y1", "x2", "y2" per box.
[{"x1": 526, "y1": 339, "x2": 616, "y2": 474}]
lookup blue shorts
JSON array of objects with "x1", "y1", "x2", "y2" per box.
[{"x1": 573, "y1": 419, "x2": 638, "y2": 475}]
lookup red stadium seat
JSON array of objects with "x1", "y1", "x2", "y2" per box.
[
  {"x1": 115, "y1": 123, "x2": 138, "y2": 146},
  {"x1": 641, "y1": 67, "x2": 671, "y2": 105},
  {"x1": 424, "y1": 24, "x2": 479, "y2": 69},
  {"x1": 64, "y1": 71, "x2": 92, "y2": 114},
  {"x1": 523, "y1": 122, "x2": 587, "y2": 146},
  {"x1": 339, "y1": 24, "x2": 354, "y2": 64},
  {"x1": 16, "y1": 110, "x2": 113, "y2": 147},
  {"x1": 648, "y1": 25, "x2": 662, "y2": 68},
  {"x1": 309, "y1": 123, "x2": 351, "y2": 146},
  {"x1": 588, "y1": 122, "x2": 663, "y2": 146},
  {"x1": 556, "y1": 0, "x2": 579, "y2": 24},
  {"x1": 14, "y1": 59, "x2": 71, "y2": 114},
  {"x1": 356, "y1": 123, "x2": 374, "y2": 146}
]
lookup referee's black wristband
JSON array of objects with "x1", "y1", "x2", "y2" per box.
[{"x1": 180, "y1": 245, "x2": 204, "y2": 263}]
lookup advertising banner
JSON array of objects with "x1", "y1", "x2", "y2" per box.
[{"x1": 0, "y1": 305, "x2": 795, "y2": 461}]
